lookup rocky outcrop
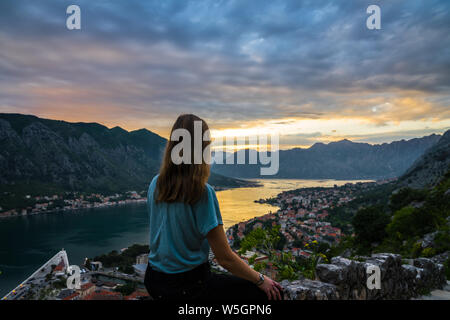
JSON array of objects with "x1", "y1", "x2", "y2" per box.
[
  {"x1": 281, "y1": 279, "x2": 340, "y2": 300},
  {"x1": 421, "y1": 231, "x2": 439, "y2": 248},
  {"x1": 282, "y1": 253, "x2": 447, "y2": 300},
  {"x1": 431, "y1": 250, "x2": 450, "y2": 265}
]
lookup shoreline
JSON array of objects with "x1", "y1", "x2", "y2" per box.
[
  {"x1": 0, "y1": 179, "x2": 264, "y2": 221},
  {"x1": 0, "y1": 198, "x2": 147, "y2": 220},
  {"x1": 0, "y1": 178, "x2": 373, "y2": 221}
]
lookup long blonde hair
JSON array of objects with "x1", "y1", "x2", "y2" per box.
[{"x1": 156, "y1": 114, "x2": 211, "y2": 205}]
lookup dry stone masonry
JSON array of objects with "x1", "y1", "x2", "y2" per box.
[{"x1": 282, "y1": 253, "x2": 447, "y2": 300}]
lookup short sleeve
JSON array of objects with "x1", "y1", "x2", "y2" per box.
[
  {"x1": 194, "y1": 184, "x2": 223, "y2": 237},
  {"x1": 147, "y1": 175, "x2": 159, "y2": 210}
]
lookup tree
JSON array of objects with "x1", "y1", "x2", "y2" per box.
[
  {"x1": 119, "y1": 265, "x2": 135, "y2": 275},
  {"x1": 389, "y1": 188, "x2": 427, "y2": 212},
  {"x1": 238, "y1": 226, "x2": 281, "y2": 255},
  {"x1": 45, "y1": 273, "x2": 53, "y2": 282},
  {"x1": 84, "y1": 258, "x2": 92, "y2": 271},
  {"x1": 352, "y1": 206, "x2": 390, "y2": 247},
  {"x1": 114, "y1": 281, "x2": 137, "y2": 296},
  {"x1": 386, "y1": 206, "x2": 435, "y2": 241},
  {"x1": 238, "y1": 226, "x2": 301, "y2": 281}
]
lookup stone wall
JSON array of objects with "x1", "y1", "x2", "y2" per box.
[{"x1": 281, "y1": 253, "x2": 447, "y2": 300}]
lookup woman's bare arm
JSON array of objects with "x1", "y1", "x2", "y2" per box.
[
  {"x1": 206, "y1": 225, "x2": 283, "y2": 300},
  {"x1": 206, "y1": 225, "x2": 260, "y2": 283}
]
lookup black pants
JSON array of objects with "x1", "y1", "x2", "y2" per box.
[{"x1": 144, "y1": 262, "x2": 267, "y2": 301}]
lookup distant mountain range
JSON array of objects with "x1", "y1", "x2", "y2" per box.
[
  {"x1": 1, "y1": 113, "x2": 447, "y2": 197},
  {"x1": 0, "y1": 113, "x2": 250, "y2": 195},
  {"x1": 212, "y1": 134, "x2": 443, "y2": 180}
]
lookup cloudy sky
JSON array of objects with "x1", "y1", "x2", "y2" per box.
[{"x1": 0, "y1": 0, "x2": 449, "y2": 148}]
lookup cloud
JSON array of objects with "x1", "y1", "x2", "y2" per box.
[{"x1": 0, "y1": 0, "x2": 449, "y2": 144}]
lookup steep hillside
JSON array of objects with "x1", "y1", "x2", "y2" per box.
[{"x1": 398, "y1": 130, "x2": 450, "y2": 189}]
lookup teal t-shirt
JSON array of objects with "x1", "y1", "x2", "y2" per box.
[{"x1": 146, "y1": 175, "x2": 223, "y2": 273}]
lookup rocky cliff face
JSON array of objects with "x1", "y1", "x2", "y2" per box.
[
  {"x1": 0, "y1": 114, "x2": 166, "y2": 193},
  {"x1": 281, "y1": 253, "x2": 447, "y2": 300}
]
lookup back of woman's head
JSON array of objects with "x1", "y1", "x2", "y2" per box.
[{"x1": 156, "y1": 114, "x2": 211, "y2": 205}]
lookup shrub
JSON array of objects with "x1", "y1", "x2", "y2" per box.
[
  {"x1": 433, "y1": 229, "x2": 450, "y2": 254},
  {"x1": 389, "y1": 188, "x2": 427, "y2": 212},
  {"x1": 352, "y1": 206, "x2": 390, "y2": 247},
  {"x1": 387, "y1": 206, "x2": 436, "y2": 240},
  {"x1": 421, "y1": 247, "x2": 436, "y2": 258},
  {"x1": 444, "y1": 258, "x2": 450, "y2": 280},
  {"x1": 114, "y1": 281, "x2": 137, "y2": 296}
]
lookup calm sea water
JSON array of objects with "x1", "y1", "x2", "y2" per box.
[{"x1": 0, "y1": 178, "x2": 370, "y2": 296}]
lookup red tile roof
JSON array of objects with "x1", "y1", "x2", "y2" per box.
[
  {"x1": 62, "y1": 292, "x2": 79, "y2": 300},
  {"x1": 53, "y1": 258, "x2": 66, "y2": 272},
  {"x1": 79, "y1": 282, "x2": 95, "y2": 291},
  {"x1": 83, "y1": 289, "x2": 123, "y2": 300},
  {"x1": 124, "y1": 290, "x2": 150, "y2": 300}
]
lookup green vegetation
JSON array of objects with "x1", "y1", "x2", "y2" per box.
[
  {"x1": 389, "y1": 188, "x2": 427, "y2": 212},
  {"x1": 444, "y1": 257, "x2": 450, "y2": 280},
  {"x1": 38, "y1": 287, "x2": 56, "y2": 300},
  {"x1": 331, "y1": 170, "x2": 450, "y2": 259},
  {"x1": 52, "y1": 276, "x2": 68, "y2": 289},
  {"x1": 0, "y1": 192, "x2": 37, "y2": 212},
  {"x1": 84, "y1": 258, "x2": 92, "y2": 271},
  {"x1": 238, "y1": 226, "x2": 328, "y2": 281},
  {"x1": 352, "y1": 205, "x2": 390, "y2": 249},
  {"x1": 296, "y1": 241, "x2": 329, "y2": 280},
  {"x1": 93, "y1": 244, "x2": 149, "y2": 274},
  {"x1": 114, "y1": 281, "x2": 138, "y2": 296},
  {"x1": 238, "y1": 226, "x2": 296, "y2": 281},
  {"x1": 238, "y1": 226, "x2": 282, "y2": 255},
  {"x1": 325, "y1": 182, "x2": 396, "y2": 234}
]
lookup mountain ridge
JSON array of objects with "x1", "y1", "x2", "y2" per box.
[
  {"x1": 213, "y1": 133, "x2": 443, "y2": 180},
  {"x1": 0, "y1": 113, "x2": 249, "y2": 196},
  {"x1": 1, "y1": 113, "x2": 446, "y2": 195}
]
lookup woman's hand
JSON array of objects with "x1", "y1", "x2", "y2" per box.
[{"x1": 257, "y1": 275, "x2": 283, "y2": 300}]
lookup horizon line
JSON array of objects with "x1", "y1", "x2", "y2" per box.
[{"x1": 0, "y1": 111, "x2": 447, "y2": 150}]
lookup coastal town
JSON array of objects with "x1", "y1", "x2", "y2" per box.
[
  {"x1": 0, "y1": 191, "x2": 147, "y2": 218},
  {"x1": 0, "y1": 185, "x2": 236, "y2": 219},
  {"x1": 3, "y1": 244, "x2": 237, "y2": 301},
  {"x1": 2, "y1": 249, "x2": 151, "y2": 301},
  {"x1": 226, "y1": 180, "x2": 392, "y2": 258}
]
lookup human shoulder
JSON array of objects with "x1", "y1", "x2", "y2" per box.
[
  {"x1": 148, "y1": 174, "x2": 159, "y2": 192},
  {"x1": 205, "y1": 183, "x2": 216, "y2": 195},
  {"x1": 193, "y1": 183, "x2": 217, "y2": 207},
  {"x1": 151, "y1": 174, "x2": 160, "y2": 185},
  {"x1": 204, "y1": 183, "x2": 220, "y2": 203}
]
